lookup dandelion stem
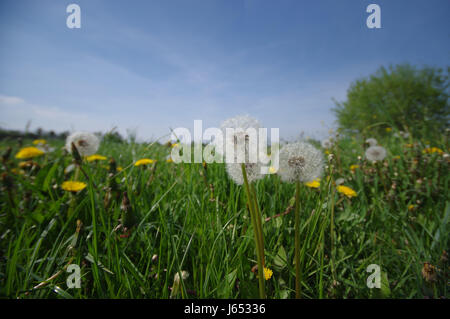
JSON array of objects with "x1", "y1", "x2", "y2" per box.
[
  {"x1": 241, "y1": 163, "x2": 265, "y2": 299},
  {"x1": 294, "y1": 180, "x2": 302, "y2": 299},
  {"x1": 251, "y1": 183, "x2": 265, "y2": 266},
  {"x1": 330, "y1": 172, "x2": 337, "y2": 294},
  {"x1": 68, "y1": 166, "x2": 80, "y2": 217}
]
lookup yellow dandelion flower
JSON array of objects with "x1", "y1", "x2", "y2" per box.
[
  {"x1": 117, "y1": 166, "x2": 123, "y2": 172},
  {"x1": 337, "y1": 185, "x2": 357, "y2": 198},
  {"x1": 61, "y1": 181, "x2": 87, "y2": 192},
  {"x1": 135, "y1": 158, "x2": 155, "y2": 166},
  {"x1": 86, "y1": 154, "x2": 107, "y2": 162},
  {"x1": 325, "y1": 150, "x2": 330, "y2": 155},
  {"x1": 269, "y1": 166, "x2": 277, "y2": 174},
  {"x1": 423, "y1": 147, "x2": 443, "y2": 155},
  {"x1": 393, "y1": 155, "x2": 401, "y2": 160},
  {"x1": 408, "y1": 204, "x2": 415, "y2": 211},
  {"x1": 166, "y1": 158, "x2": 173, "y2": 163},
  {"x1": 385, "y1": 127, "x2": 392, "y2": 132},
  {"x1": 15, "y1": 147, "x2": 44, "y2": 159},
  {"x1": 171, "y1": 143, "x2": 179, "y2": 148},
  {"x1": 263, "y1": 267, "x2": 273, "y2": 281},
  {"x1": 32, "y1": 139, "x2": 46, "y2": 145},
  {"x1": 405, "y1": 143, "x2": 414, "y2": 148},
  {"x1": 305, "y1": 179, "x2": 320, "y2": 188},
  {"x1": 350, "y1": 164, "x2": 359, "y2": 171}
]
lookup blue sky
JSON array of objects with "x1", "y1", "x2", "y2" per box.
[{"x1": 0, "y1": 0, "x2": 449, "y2": 141}]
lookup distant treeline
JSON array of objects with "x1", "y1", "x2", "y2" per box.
[{"x1": 0, "y1": 127, "x2": 125, "y2": 143}]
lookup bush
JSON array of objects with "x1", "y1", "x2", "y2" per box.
[{"x1": 332, "y1": 64, "x2": 449, "y2": 139}]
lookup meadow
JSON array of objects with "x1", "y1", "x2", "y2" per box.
[{"x1": 0, "y1": 126, "x2": 448, "y2": 299}]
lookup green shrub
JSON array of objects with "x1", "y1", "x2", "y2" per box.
[{"x1": 333, "y1": 64, "x2": 449, "y2": 139}]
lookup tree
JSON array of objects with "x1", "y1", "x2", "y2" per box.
[{"x1": 332, "y1": 64, "x2": 449, "y2": 138}]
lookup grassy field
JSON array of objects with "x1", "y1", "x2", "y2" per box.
[{"x1": 0, "y1": 129, "x2": 448, "y2": 299}]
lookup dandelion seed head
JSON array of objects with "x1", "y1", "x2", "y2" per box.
[
  {"x1": 220, "y1": 115, "x2": 261, "y2": 132},
  {"x1": 321, "y1": 138, "x2": 332, "y2": 149},
  {"x1": 220, "y1": 115, "x2": 265, "y2": 184},
  {"x1": 219, "y1": 115, "x2": 261, "y2": 155},
  {"x1": 226, "y1": 162, "x2": 263, "y2": 185},
  {"x1": 365, "y1": 145, "x2": 387, "y2": 162},
  {"x1": 174, "y1": 270, "x2": 189, "y2": 282},
  {"x1": 278, "y1": 142, "x2": 324, "y2": 183},
  {"x1": 365, "y1": 138, "x2": 378, "y2": 147},
  {"x1": 65, "y1": 132, "x2": 100, "y2": 157}
]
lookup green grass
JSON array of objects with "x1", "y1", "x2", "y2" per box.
[{"x1": 0, "y1": 131, "x2": 448, "y2": 299}]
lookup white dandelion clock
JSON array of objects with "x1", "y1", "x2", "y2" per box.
[
  {"x1": 226, "y1": 162, "x2": 263, "y2": 185},
  {"x1": 220, "y1": 115, "x2": 264, "y2": 184},
  {"x1": 220, "y1": 115, "x2": 261, "y2": 133},
  {"x1": 220, "y1": 115, "x2": 261, "y2": 159},
  {"x1": 321, "y1": 138, "x2": 332, "y2": 149},
  {"x1": 365, "y1": 138, "x2": 378, "y2": 147},
  {"x1": 278, "y1": 142, "x2": 324, "y2": 183},
  {"x1": 365, "y1": 145, "x2": 387, "y2": 162},
  {"x1": 65, "y1": 131, "x2": 100, "y2": 157}
]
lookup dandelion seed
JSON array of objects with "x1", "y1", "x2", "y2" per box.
[
  {"x1": 86, "y1": 154, "x2": 107, "y2": 162},
  {"x1": 365, "y1": 138, "x2": 378, "y2": 147},
  {"x1": 278, "y1": 142, "x2": 324, "y2": 183},
  {"x1": 134, "y1": 158, "x2": 155, "y2": 166},
  {"x1": 263, "y1": 267, "x2": 273, "y2": 281},
  {"x1": 335, "y1": 177, "x2": 345, "y2": 185},
  {"x1": 15, "y1": 147, "x2": 44, "y2": 159},
  {"x1": 336, "y1": 185, "x2": 357, "y2": 198},
  {"x1": 365, "y1": 145, "x2": 387, "y2": 162},
  {"x1": 65, "y1": 132, "x2": 100, "y2": 157},
  {"x1": 61, "y1": 181, "x2": 87, "y2": 192}
]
